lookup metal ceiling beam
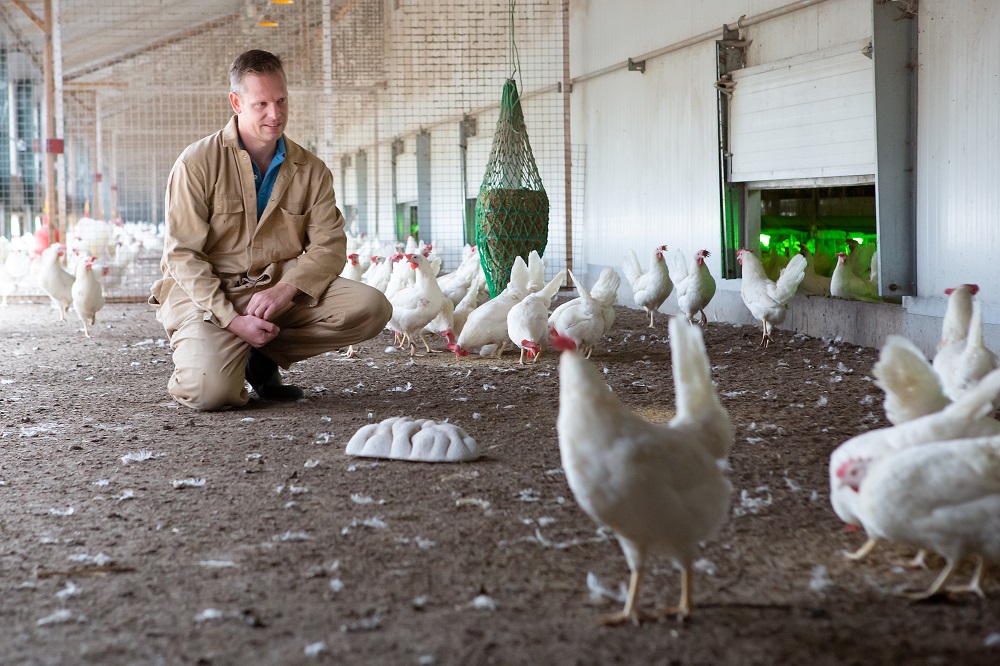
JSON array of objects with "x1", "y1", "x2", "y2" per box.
[
  {"x1": 11, "y1": 0, "x2": 45, "y2": 32},
  {"x1": 64, "y1": 11, "x2": 240, "y2": 81},
  {"x1": 0, "y1": 3, "x2": 44, "y2": 72}
]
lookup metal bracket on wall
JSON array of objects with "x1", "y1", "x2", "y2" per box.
[{"x1": 627, "y1": 57, "x2": 645, "y2": 73}]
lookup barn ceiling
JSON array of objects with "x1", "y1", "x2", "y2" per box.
[{"x1": 0, "y1": 1, "x2": 307, "y2": 81}]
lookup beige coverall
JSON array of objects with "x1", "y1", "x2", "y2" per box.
[{"x1": 150, "y1": 116, "x2": 391, "y2": 410}]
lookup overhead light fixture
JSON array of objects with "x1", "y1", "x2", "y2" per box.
[
  {"x1": 257, "y1": 14, "x2": 279, "y2": 27},
  {"x1": 271, "y1": 0, "x2": 295, "y2": 4}
]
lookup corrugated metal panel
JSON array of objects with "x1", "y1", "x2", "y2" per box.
[
  {"x1": 730, "y1": 42, "x2": 875, "y2": 183},
  {"x1": 917, "y1": 0, "x2": 1000, "y2": 304},
  {"x1": 574, "y1": 39, "x2": 722, "y2": 273}
]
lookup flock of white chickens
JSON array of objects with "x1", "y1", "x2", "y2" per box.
[
  {"x1": 7, "y1": 220, "x2": 997, "y2": 628},
  {"x1": 339, "y1": 233, "x2": 1000, "y2": 625},
  {"x1": 0, "y1": 217, "x2": 154, "y2": 336},
  {"x1": 346, "y1": 235, "x2": 719, "y2": 364},
  {"x1": 547, "y1": 275, "x2": 1000, "y2": 625}
]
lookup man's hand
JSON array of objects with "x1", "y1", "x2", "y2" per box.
[
  {"x1": 245, "y1": 282, "x2": 301, "y2": 321},
  {"x1": 227, "y1": 314, "x2": 281, "y2": 348}
]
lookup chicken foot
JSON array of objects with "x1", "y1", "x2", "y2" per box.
[
  {"x1": 759, "y1": 320, "x2": 773, "y2": 347},
  {"x1": 944, "y1": 556, "x2": 986, "y2": 599},
  {"x1": 843, "y1": 536, "x2": 879, "y2": 562},
  {"x1": 890, "y1": 549, "x2": 929, "y2": 570}
]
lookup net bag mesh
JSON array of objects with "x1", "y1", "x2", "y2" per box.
[{"x1": 475, "y1": 78, "x2": 549, "y2": 297}]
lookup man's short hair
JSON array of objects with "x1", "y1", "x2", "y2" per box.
[{"x1": 229, "y1": 49, "x2": 285, "y2": 94}]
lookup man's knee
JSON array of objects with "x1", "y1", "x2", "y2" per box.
[
  {"x1": 348, "y1": 288, "x2": 392, "y2": 339},
  {"x1": 169, "y1": 368, "x2": 247, "y2": 411}
]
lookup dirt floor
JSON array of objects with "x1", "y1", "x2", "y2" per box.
[{"x1": 1, "y1": 297, "x2": 999, "y2": 666}]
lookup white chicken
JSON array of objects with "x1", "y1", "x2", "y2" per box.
[
  {"x1": 736, "y1": 248, "x2": 807, "y2": 347},
  {"x1": 365, "y1": 252, "x2": 402, "y2": 293},
  {"x1": 383, "y1": 254, "x2": 416, "y2": 301},
  {"x1": 670, "y1": 249, "x2": 716, "y2": 326},
  {"x1": 550, "y1": 268, "x2": 621, "y2": 340},
  {"x1": 548, "y1": 270, "x2": 609, "y2": 358},
  {"x1": 0, "y1": 244, "x2": 32, "y2": 306},
  {"x1": 847, "y1": 434, "x2": 1000, "y2": 599},
  {"x1": 386, "y1": 253, "x2": 446, "y2": 355},
  {"x1": 449, "y1": 256, "x2": 531, "y2": 358},
  {"x1": 37, "y1": 243, "x2": 76, "y2": 321},
  {"x1": 339, "y1": 253, "x2": 364, "y2": 282},
  {"x1": 506, "y1": 270, "x2": 566, "y2": 364},
  {"x1": 623, "y1": 245, "x2": 672, "y2": 328},
  {"x1": 796, "y1": 247, "x2": 831, "y2": 296},
  {"x1": 553, "y1": 318, "x2": 733, "y2": 625},
  {"x1": 829, "y1": 366, "x2": 1000, "y2": 561},
  {"x1": 71, "y1": 255, "x2": 106, "y2": 338},
  {"x1": 437, "y1": 246, "x2": 482, "y2": 304},
  {"x1": 932, "y1": 285, "x2": 999, "y2": 401},
  {"x1": 451, "y1": 271, "x2": 484, "y2": 339},
  {"x1": 830, "y1": 252, "x2": 881, "y2": 302},
  {"x1": 845, "y1": 239, "x2": 878, "y2": 280}
]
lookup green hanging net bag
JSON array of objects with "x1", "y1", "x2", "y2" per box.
[{"x1": 475, "y1": 78, "x2": 549, "y2": 298}]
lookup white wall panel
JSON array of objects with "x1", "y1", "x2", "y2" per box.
[
  {"x1": 746, "y1": 0, "x2": 871, "y2": 65},
  {"x1": 572, "y1": 39, "x2": 721, "y2": 279},
  {"x1": 917, "y1": 0, "x2": 1000, "y2": 305}
]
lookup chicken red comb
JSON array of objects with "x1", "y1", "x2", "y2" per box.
[
  {"x1": 658, "y1": 244, "x2": 668, "y2": 251},
  {"x1": 944, "y1": 283, "x2": 979, "y2": 296},
  {"x1": 446, "y1": 342, "x2": 468, "y2": 357},
  {"x1": 548, "y1": 330, "x2": 578, "y2": 352},
  {"x1": 699, "y1": 249, "x2": 711, "y2": 258},
  {"x1": 348, "y1": 253, "x2": 359, "y2": 259},
  {"x1": 404, "y1": 253, "x2": 413, "y2": 260}
]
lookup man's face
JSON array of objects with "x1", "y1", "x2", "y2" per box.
[{"x1": 229, "y1": 71, "x2": 288, "y2": 149}]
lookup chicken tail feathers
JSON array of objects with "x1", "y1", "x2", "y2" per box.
[
  {"x1": 623, "y1": 250, "x2": 642, "y2": 284},
  {"x1": 568, "y1": 270, "x2": 596, "y2": 309},
  {"x1": 872, "y1": 335, "x2": 950, "y2": 425},
  {"x1": 771, "y1": 253, "x2": 807, "y2": 304},
  {"x1": 666, "y1": 248, "x2": 689, "y2": 284},
  {"x1": 590, "y1": 268, "x2": 621, "y2": 306},
  {"x1": 669, "y1": 318, "x2": 733, "y2": 459}
]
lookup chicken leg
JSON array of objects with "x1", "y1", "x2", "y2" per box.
[
  {"x1": 647, "y1": 309, "x2": 655, "y2": 328},
  {"x1": 659, "y1": 566, "x2": 692, "y2": 621},
  {"x1": 599, "y1": 568, "x2": 654, "y2": 626},
  {"x1": 902, "y1": 558, "x2": 958, "y2": 600}
]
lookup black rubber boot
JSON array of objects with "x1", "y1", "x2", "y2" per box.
[{"x1": 245, "y1": 350, "x2": 304, "y2": 401}]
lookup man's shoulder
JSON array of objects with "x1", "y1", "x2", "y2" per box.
[{"x1": 178, "y1": 127, "x2": 229, "y2": 163}]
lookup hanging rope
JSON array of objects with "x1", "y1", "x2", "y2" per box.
[{"x1": 474, "y1": 0, "x2": 549, "y2": 298}]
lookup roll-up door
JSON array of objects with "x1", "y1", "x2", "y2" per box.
[{"x1": 729, "y1": 40, "x2": 875, "y2": 185}]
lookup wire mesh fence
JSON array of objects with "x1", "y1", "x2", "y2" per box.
[{"x1": 0, "y1": 0, "x2": 583, "y2": 304}]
